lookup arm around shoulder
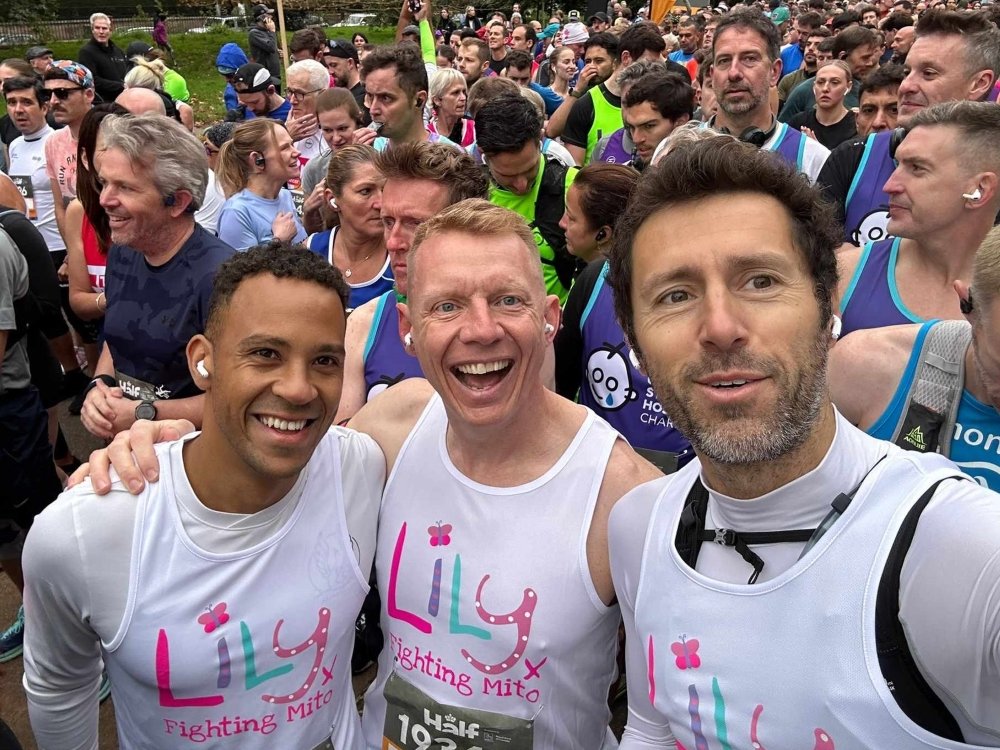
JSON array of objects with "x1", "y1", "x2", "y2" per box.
[{"x1": 348, "y1": 376, "x2": 435, "y2": 473}]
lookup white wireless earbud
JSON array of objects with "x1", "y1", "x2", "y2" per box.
[
  {"x1": 329, "y1": 197, "x2": 339, "y2": 209},
  {"x1": 544, "y1": 323, "x2": 555, "y2": 334},
  {"x1": 963, "y1": 188, "x2": 983, "y2": 201},
  {"x1": 404, "y1": 332, "x2": 413, "y2": 348},
  {"x1": 196, "y1": 359, "x2": 209, "y2": 378},
  {"x1": 831, "y1": 314, "x2": 842, "y2": 341}
]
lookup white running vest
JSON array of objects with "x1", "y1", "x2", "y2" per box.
[
  {"x1": 104, "y1": 433, "x2": 368, "y2": 749},
  {"x1": 363, "y1": 396, "x2": 622, "y2": 750},
  {"x1": 634, "y1": 451, "x2": 988, "y2": 750}
]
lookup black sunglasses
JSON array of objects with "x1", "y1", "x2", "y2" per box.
[{"x1": 46, "y1": 86, "x2": 84, "y2": 101}]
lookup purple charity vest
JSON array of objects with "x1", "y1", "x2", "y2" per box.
[
  {"x1": 843, "y1": 130, "x2": 895, "y2": 245},
  {"x1": 766, "y1": 122, "x2": 807, "y2": 172},
  {"x1": 839, "y1": 237, "x2": 923, "y2": 337},
  {"x1": 362, "y1": 291, "x2": 423, "y2": 401},
  {"x1": 577, "y1": 262, "x2": 692, "y2": 456},
  {"x1": 597, "y1": 128, "x2": 633, "y2": 165}
]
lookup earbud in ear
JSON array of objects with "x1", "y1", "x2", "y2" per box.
[
  {"x1": 544, "y1": 323, "x2": 555, "y2": 334},
  {"x1": 404, "y1": 332, "x2": 413, "y2": 348},
  {"x1": 164, "y1": 194, "x2": 176, "y2": 207},
  {"x1": 960, "y1": 293, "x2": 975, "y2": 315},
  {"x1": 253, "y1": 152, "x2": 266, "y2": 167},
  {"x1": 196, "y1": 359, "x2": 210, "y2": 378},
  {"x1": 329, "y1": 197, "x2": 339, "y2": 209},
  {"x1": 595, "y1": 228, "x2": 608, "y2": 242},
  {"x1": 831, "y1": 314, "x2": 842, "y2": 341},
  {"x1": 963, "y1": 188, "x2": 983, "y2": 201}
]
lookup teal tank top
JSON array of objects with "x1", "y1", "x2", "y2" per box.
[{"x1": 868, "y1": 320, "x2": 1000, "y2": 489}]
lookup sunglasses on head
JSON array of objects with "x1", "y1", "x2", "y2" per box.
[{"x1": 46, "y1": 86, "x2": 84, "y2": 100}]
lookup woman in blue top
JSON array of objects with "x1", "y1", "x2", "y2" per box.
[
  {"x1": 216, "y1": 119, "x2": 307, "y2": 250},
  {"x1": 306, "y1": 144, "x2": 391, "y2": 313}
]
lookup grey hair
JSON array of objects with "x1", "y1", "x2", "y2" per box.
[
  {"x1": 286, "y1": 59, "x2": 330, "y2": 92},
  {"x1": 651, "y1": 121, "x2": 736, "y2": 166},
  {"x1": 90, "y1": 12, "x2": 111, "y2": 26},
  {"x1": 99, "y1": 113, "x2": 208, "y2": 209},
  {"x1": 430, "y1": 67, "x2": 465, "y2": 106},
  {"x1": 616, "y1": 59, "x2": 668, "y2": 88}
]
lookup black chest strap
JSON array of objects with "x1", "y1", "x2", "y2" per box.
[
  {"x1": 874, "y1": 476, "x2": 965, "y2": 741},
  {"x1": 674, "y1": 480, "x2": 815, "y2": 584}
]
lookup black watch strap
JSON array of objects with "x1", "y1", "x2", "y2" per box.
[{"x1": 84, "y1": 374, "x2": 118, "y2": 398}]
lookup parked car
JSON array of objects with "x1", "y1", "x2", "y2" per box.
[
  {"x1": 0, "y1": 33, "x2": 41, "y2": 47},
  {"x1": 331, "y1": 13, "x2": 375, "y2": 27},
  {"x1": 187, "y1": 16, "x2": 247, "y2": 33}
]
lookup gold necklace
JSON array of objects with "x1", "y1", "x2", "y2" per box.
[{"x1": 343, "y1": 252, "x2": 374, "y2": 278}]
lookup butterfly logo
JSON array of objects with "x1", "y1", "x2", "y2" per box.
[
  {"x1": 428, "y1": 522, "x2": 452, "y2": 547},
  {"x1": 671, "y1": 635, "x2": 700, "y2": 670},
  {"x1": 198, "y1": 603, "x2": 230, "y2": 634}
]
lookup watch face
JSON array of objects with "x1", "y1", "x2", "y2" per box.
[{"x1": 135, "y1": 402, "x2": 157, "y2": 421}]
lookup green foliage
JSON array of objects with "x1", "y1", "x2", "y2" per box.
[{"x1": 1, "y1": 26, "x2": 395, "y2": 125}]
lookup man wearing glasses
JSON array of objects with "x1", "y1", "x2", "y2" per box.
[
  {"x1": 41, "y1": 61, "x2": 94, "y2": 245},
  {"x1": 284, "y1": 59, "x2": 329, "y2": 165}
]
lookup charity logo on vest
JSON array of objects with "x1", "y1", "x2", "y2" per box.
[
  {"x1": 851, "y1": 207, "x2": 890, "y2": 246},
  {"x1": 155, "y1": 602, "x2": 340, "y2": 743},
  {"x1": 647, "y1": 633, "x2": 836, "y2": 749},
  {"x1": 385, "y1": 521, "x2": 544, "y2": 705},
  {"x1": 952, "y1": 421, "x2": 1000, "y2": 487},
  {"x1": 585, "y1": 341, "x2": 674, "y2": 428}
]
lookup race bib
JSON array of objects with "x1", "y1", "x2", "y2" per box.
[
  {"x1": 382, "y1": 672, "x2": 534, "y2": 750},
  {"x1": 11, "y1": 175, "x2": 36, "y2": 220},
  {"x1": 290, "y1": 188, "x2": 306, "y2": 217}
]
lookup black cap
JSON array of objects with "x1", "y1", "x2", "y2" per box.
[
  {"x1": 233, "y1": 62, "x2": 275, "y2": 93},
  {"x1": 25, "y1": 45, "x2": 53, "y2": 61},
  {"x1": 126, "y1": 40, "x2": 153, "y2": 59},
  {"x1": 325, "y1": 38, "x2": 359, "y2": 63},
  {"x1": 252, "y1": 4, "x2": 275, "y2": 20},
  {"x1": 588, "y1": 11, "x2": 609, "y2": 23}
]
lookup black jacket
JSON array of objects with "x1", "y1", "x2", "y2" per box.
[
  {"x1": 248, "y1": 25, "x2": 281, "y2": 79},
  {"x1": 77, "y1": 37, "x2": 128, "y2": 102}
]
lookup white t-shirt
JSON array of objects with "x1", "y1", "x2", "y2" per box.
[
  {"x1": 194, "y1": 169, "x2": 225, "y2": 236},
  {"x1": 22, "y1": 427, "x2": 384, "y2": 750},
  {"x1": 8, "y1": 124, "x2": 64, "y2": 253}
]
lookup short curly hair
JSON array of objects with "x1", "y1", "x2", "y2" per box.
[
  {"x1": 206, "y1": 242, "x2": 350, "y2": 338},
  {"x1": 607, "y1": 138, "x2": 840, "y2": 362}
]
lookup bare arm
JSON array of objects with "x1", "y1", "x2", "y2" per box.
[
  {"x1": 565, "y1": 143, "x2": 586, "y2": 167},
  {"x1": 588, "y1": 439, "x2": 663, "y2": 605},
  {"x1": 544, "y1": 93, "x2": 576, "y2": 139},
  {"x1": 50, "y1": 178, "x2": 68, "y2": 243},
  {"x1": 0, "y1": 172, "x2": 26, "y2": 213},
  {"x1": 828, "y1": 324, "x2": 919, "y2": 430},
  {"x1": 835, "y1": 243, "x2": 863, "y2": 313},
  {"x1": 65, "y1": 201, "x2": 104, "y2": 321},
  {"x1": 348, "y1": 377, "x2": 435, "y2": 477},
  {"x1": 334, "y1": 297, "x2": 377, "y2": 424}
]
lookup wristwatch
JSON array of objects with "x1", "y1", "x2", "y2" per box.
[
  {"x1": 569, "y1": 89, "x2": 584, "y2": 98},
  {"x1": 135, "y1": 400, "x2": 158, "y2": 422}
]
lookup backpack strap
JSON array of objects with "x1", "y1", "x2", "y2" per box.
[
  {"x1": 891, "y1": 320, "x2": 970, "y2": 458},
  {"x1": 875, "y1": 475, "x2": 965, "y2": 741}
]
